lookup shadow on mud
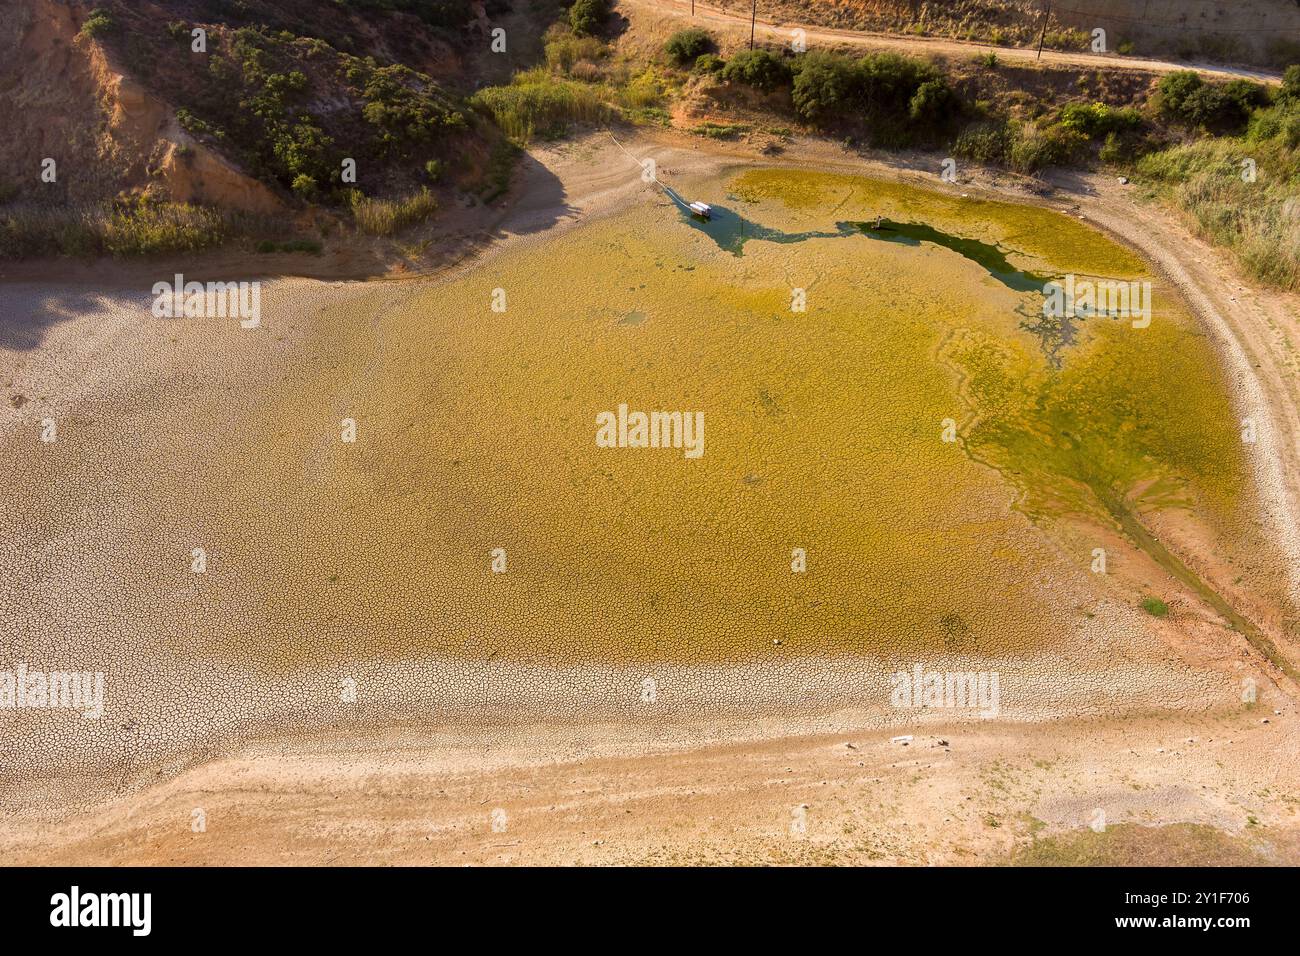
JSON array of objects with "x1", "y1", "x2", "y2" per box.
[
  {"x1": 0, "y1": 156, "x2": 576, "y2": 350},
  {"x1": 0, "y1": 287, "x2": 143, "y2": 352}
]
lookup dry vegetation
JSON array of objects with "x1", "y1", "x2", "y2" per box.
[{"x1": 0, "y1": 195, "x2": 253, "y2": 258}]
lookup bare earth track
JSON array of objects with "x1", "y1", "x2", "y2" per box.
[{"x1": 625, "y1": 0, "x2": 1285, "y2": 82}]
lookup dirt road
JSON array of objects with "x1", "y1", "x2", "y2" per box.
[{"x1": 625, "y1": 0, "x2": 1284, "y2": 82}]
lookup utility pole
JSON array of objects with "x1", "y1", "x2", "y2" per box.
[
  {"x1": 1036, "y1": 1, "x2": 1051, "y2": 61},
  {"x1": 750, "y1": 0, "x2": 757, "y2": 50},
  {"x1": 692, "y1": 0, "x2": 695, "y2": 15}
]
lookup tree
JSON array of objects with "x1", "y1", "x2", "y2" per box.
[
  {"x1": 856, "y1": 52, "x2": 939, "y2": 115},
  {"x1": 665, "y1": 28, "x2": 714, "y2": 66},
  {"x1": 721, "y1": 49, "x2": 791, "y2": 93},
  {"x1": 791, "y1": 52, "x2": 856, "y2": 121},
  {"x1": 908, "y1": 78, "x2": 954, "y2": 122},
  {"x1": 569, "y1": 0, "x2": 609, "y2": 37},
  {"x1": 1282, "y1": 64, "x2": 1300, "y2": 102},
  {"x1": 1156, "y1": 70, "x2": 1204, "y2": 116}
]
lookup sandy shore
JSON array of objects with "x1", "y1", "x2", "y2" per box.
[
  {"x1": 2, "y1": 130, "x2": 1298, "y2": 864},
  {"x1": 4, "y1": 705, "x2": 1296, "y2": 866}
]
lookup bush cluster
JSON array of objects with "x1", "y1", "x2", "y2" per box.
[
  {"x1": 1156, "y1": 71, "x2": 1269, "y2": 133},
  {"x1": 569, "y1": 0, "x2": 609, "y2": 37}
]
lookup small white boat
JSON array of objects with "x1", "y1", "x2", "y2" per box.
[{"x1": 688, "y1": 201, "x2": 712, "y2": 219}]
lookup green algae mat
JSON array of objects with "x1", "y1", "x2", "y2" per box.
[{"x1": 205, "y1": 169, "x2": 1264, "y2": 665}]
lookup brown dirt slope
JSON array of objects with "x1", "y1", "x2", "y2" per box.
[
  {"x1": 0, "y1": 0, "x2": 510, "y2": 214},
  {"x1": 0, "y1": 0, "x2": 280, "y2": 211}
]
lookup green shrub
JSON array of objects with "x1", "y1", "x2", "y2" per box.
[
  {"x1": 79, "y1": 8, "x2": 114, "y2": 39},
  {"x1": 908, "y1": 77, "x2": 953, "y2": 121},
  {"x1": 1157, "y1": 71, "x2": 1204, "y2": 115},
  {"x1": 1187, "y1": 85, "x2": 1250, "y2": 131},
  {"x1": 1221, "y1": 79, "x2": 1270, "y2": 117},
  {"x1": 665, "y1": 28, "x2": 714, "y2": 66},
  {"x1": 1282, "y1": 65, "x2": 1300, "y2": 102},
  {"x1": 791, "y1": 52, "x2": 856, "y2": 120},
  {"x1": 790, "y1": 50, "x2": 956, "y2": 139},
  {"x1": 722, "y1": 49, "x2": 791, "y2": 93},
  {"x1": 1007, "y1": 121, "x2": 1086, "y2": 172},
  {"x1": 354, "y1": 62, "x2": 466, "y2": 159},
  {"x1": 1157, "y1": 71, "x2": 1266, "y2": 133},
  {"x1": 856, "y1": 53, "x2": 955, "y2": 144},
  {"x1": 1141, "y1": 597, "x2": 1169, "y2": 617},
  {"x1": 1244, "y1": 102, "x2": 1300, "y2": 144},
  {"x1": 1059, "y1": 102, "x2": 1142, "y2": 138},
  {"x1": 857, "y1": 51, "x2": 941, "y2": 106},
  {"x1": 693, "y1": 53, "x2": 725, "y2": 75},
  {"x1": 569, "y1": 0, "x2": 609, "y2": 37},
  {"x1": 424, "y1": 159, "x2": 444, "y2": 182},
  {"x1": 175, "y1": 108, "x2": 224, "y2": 141},
  {"x1": 1180, "y1": 85, "x2": 1234, "y2": 128}
]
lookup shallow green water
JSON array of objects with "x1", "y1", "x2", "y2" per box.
[
  {"x1": 843, "y1": 220, "x2": 1055, "y2": 294},
  {"x1": 670, "y1": 189, "x2": 847, "y2": 254},
  {"x1": 676, "y1": 193, "x2": 1055, "y2": 296}
]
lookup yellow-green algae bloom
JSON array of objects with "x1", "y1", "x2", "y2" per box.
[{"x1": 207, "y1": 169, "x2": 1258, "y2": 666}]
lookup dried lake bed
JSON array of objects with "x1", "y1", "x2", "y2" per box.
[{"x1": 1, "y1": 165, "x2": 1295, "y2": 824}]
